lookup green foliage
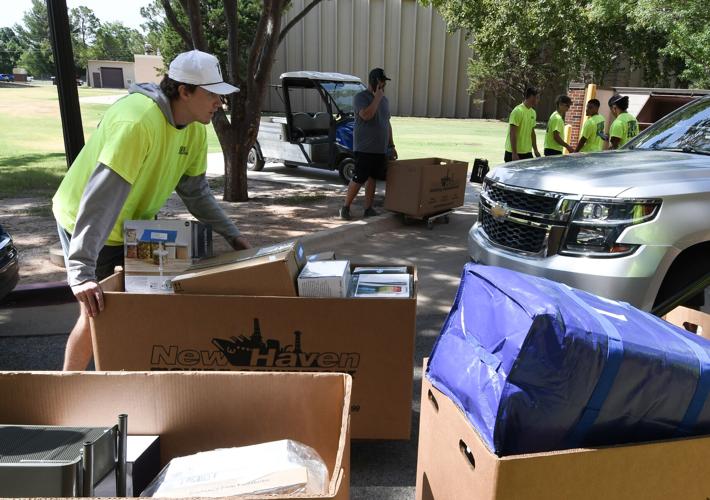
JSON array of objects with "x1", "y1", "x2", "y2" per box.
[
  {"x1": 139, "y1": 0, "x2": 261, "y2": 80},
  {"x1": 0, "y1": 27, "x2": 23, "y2": 74},
  {"x1": 632, "y1": 0, "x2": 710, "y2": 87},
  {"x1": 88, "y1": 22, "x2": 145, "y2": 62},
  {"x1": 13, "y1": 0, "x2": 54, "y2": 77},
  {"x1": 70, "y1": 6, "x2": 101, "y2": 74},
  {"x1": 422, "y1": 0, "x2": 704, "y2": 101}
]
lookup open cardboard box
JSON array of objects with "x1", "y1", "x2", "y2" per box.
[
  {"x1": 415, "y1": 359, "x2": 710, "y2": 500},
  {"x1": 385, "y1": 157, "x2": 468, "y2": 217},
  {"x1": 0, "y1": 370, "x2": 350, "y2": 500},
  {"x1": 90, "y1": 264, "x2": 417, "y2": 440},
  {"x1": 664, "y1": 305, "x2": 710, "y2": 340}
]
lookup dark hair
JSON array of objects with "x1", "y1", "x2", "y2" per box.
[
  {"x1": 556, "y1": 94, "x2": 572, "y2": 106},
  {"x1": 608, "y1": 94, "x2": 629, "y2": 111},
  {"x1": 524, "y1": 87, "x2": 539, "y2": 99},
  {"x1": 588, "y1": 98, "x2": 600, "y2": 108},
  {"x1": 160, "y1": 75, "x2": 197, "y2": 101}
]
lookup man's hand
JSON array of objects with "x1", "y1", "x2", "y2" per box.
[
  {"x1": 512, "y1": 152, "x2": 520, "y2": 161},
  {"x1": 534, "y1": 149, "x2": 541, "y2": 158},
  {"x1": 230, "y1": 235, "x2": 252, "y2": 250},
  {"x1": 72, "y1": 280, "x2": 104, "y2": 318},
  {"x1": 374, "y1": 82, "x2": 385, "y2": 100}
]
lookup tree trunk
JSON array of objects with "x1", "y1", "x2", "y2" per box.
[{"x1": 223, "y1": 141, "x2": 249, "y2": 201}]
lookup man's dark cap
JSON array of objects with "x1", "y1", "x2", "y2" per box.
[{"x1": 369, "y1": 68, "x2": 391, "y2": 83}]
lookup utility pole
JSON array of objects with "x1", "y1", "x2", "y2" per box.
[{"x1": 47, "y1": 0, "x2": 84, "y2": 167}]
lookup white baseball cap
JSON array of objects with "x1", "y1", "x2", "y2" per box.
[{"x1": 168, "y1": 50, "x2": 239, "y2": 95}]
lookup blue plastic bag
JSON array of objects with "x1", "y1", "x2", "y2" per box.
[{"x1": 427, "y1": 263, "x2": 710, "y2": 456}]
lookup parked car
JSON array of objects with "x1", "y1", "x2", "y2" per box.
[
  {"x1": 250, "y1": 71, "x2": 366, "y2": 183},
  {"x1": 0, "y1": 74, "x2": 14, "y2": 82},
  {"x1": 468, "y1": 95, "x2": 710, "y2": 313},
  {"x1": 0, "y1": 225, "x2": 19, "y2": 302}
]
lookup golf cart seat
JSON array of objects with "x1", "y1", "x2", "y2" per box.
[{"x1": 292, "y1": 112, "x2": 330, "y2": 143}]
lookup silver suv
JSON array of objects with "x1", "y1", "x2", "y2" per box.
[{"x1": 468, "y1": 96, "x2": 710, "y2": 312}]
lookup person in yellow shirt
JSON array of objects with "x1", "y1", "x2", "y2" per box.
[
  {"x1": 608, "y1": 94, "x2": 639, "y2": 149},
  {"x1": 544, "y1": 95, "x2": 574, "y2": 156},
  {"x1": 575, "y1": 99, "x2": 607, "y2": 153},
  {"x1": 52, "y1": 50, "x2": 251, "y2": 370},
  {"x1": 504, "y1": 87, "x2": 541, "y2": 162}
]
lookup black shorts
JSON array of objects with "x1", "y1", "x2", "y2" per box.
[
  {"x1": 353, "y1": 152, "x2": 387, "y2": 184},
  {"x1": 57, "y1": 224, "x2": 124, "y2": 282},
  {"x1": 544, "y1": 148, "x2": 563, "y2": 156},
  {"x1": 503, "y1": 151, "x2": 534, "y2": 163}
]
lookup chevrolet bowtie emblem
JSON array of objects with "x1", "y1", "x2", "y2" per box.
[{"x1": 490, "y1": 202, "x2": 510, "y2": 221}]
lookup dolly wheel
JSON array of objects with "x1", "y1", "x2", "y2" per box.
[{"x1": 247, "y1": 146, "x2": 265, "y2": 171}]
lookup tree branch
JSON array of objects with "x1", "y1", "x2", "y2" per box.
[
  {"x1": 277, "y1": 0, "x2": 325, "y2": 45},
  {"x1": 223, "y1": 0, "x2": 242, "y2": 87},
  {"x1": 160, "y1": 0, "x2": 192, "y2": 49},
  {"x1": 184, "y1": 0, "x2": 207, "y2": 50}
]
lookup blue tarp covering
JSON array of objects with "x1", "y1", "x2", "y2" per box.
[{"x1": 427, "y1": 263, "x2": 710, "y2": 456}]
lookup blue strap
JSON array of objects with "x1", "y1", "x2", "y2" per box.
[
  {"x1": 654, "y1": 318, "x2": 710, "y2": 436},
  {"x1": 558, "y1": 285, "x2": 625, "y2": 448}
]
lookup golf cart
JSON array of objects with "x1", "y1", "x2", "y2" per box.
[{"x1": 248, "y1": 71, "x2": 366, "y2": 183}]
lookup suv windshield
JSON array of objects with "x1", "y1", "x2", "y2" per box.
[
  {"x1": 320, "y1": 81, "x2": 366, "y2": 115},
  {"x1": 633, "y1": 97, "x2": 710, "y2": 154}
]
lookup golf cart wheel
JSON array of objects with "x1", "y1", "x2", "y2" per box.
[
  {"x1": 338, "y1": 157, "x2": 356, "y2": 184},
  {"x1": 247, "y1": 146, "x2": 264, "y2": 171}
]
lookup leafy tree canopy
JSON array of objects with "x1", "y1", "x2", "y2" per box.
[{"x1": 422, "y1": 0, "x2": 700, "y2": 101}]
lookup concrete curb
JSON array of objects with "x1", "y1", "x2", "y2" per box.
[{"x1": 300, "y1": 212, "x2": 401, "y2": 255}]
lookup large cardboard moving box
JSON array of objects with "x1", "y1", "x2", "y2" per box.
[
  {"x1": 0, "y1": 371, "x2": 350, "y2": 500},
  {"x1": 91, "y1": 265, "x2": 417, "y2": 440},
  {"x1": 385, "y1": 158, "x2": 468, "y2": 217},
  {"x1": 415, "y1": 361, "x2": 710, "y2": 500}
]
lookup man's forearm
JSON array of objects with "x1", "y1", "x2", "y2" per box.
[
  {"x1": 510, "y1": 125, "x2": 518, "y2": 154},
  {"x1": 176, "y1": 174, "x2": 241, "y2": 240},
  {"x1": 65, "y1": 164, "x2": 131, "y2": 286}
]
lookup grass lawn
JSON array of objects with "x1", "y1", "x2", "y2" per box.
[{"x1": 0, "y1": 85, "x2": 545, "y2": 199}]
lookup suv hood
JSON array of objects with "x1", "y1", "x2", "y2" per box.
[{"x1": 490, "y1": 150, "x2": 710, "y2": 197}]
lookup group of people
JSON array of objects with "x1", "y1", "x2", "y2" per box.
[
  {"x1": 504, "y1": 87, "x2": 640, "y2": 162},
  {"x1": 52, "y1": 45, "x2": 640, "y2": 370}
]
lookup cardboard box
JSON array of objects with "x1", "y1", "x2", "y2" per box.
[
  {"x1": 0, "y1": 371, "x2": 350, "y2": 500},
  {"x1": 91, "y1": 265, "x2": 417, "y2": 440},
  {"x1": 172, "y1": 240, "x2": 306, "y2": 296},
  {"x1": 298, "y1": 261, "x2": 351, "y2": 297},
  {"x1": 124, "y1": 220, "x2": 212, "y2": 293},
  {"x1": 664, "y1": 306, "x2": 710, "y2": 339},
  {"x1": 415, "y1": 360, "x2": 710, "y2": 500},
  {"x1": 385, "y1": 158, "x2": 468, "y2": 217}
]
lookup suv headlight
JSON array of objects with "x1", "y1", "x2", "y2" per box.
[{"x1": 561, "y1": 198, "x2": 661, "y2": 257}]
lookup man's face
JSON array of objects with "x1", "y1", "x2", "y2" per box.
[
  {"x1": 586, "y1": 103, "x2": 599, "y2": 116},
  {"x1": 526, "y1": 94, "x2": 539, "y2": 107},
  {"x1": 183, "y1": 86, "x2": 223, "y2": 124}
]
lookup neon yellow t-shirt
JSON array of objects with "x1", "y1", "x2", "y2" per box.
[
  {"x1": 609, "y1": 112, "x2": 639, "y2": 147},
  {"x1": 505, "y1": 103, "x2": 536, "y2": 154},
  {"x1": 579, "y1": 114, "x2": 606, "y2": 152},
  {"x1": 53, "y1": 93, "x2": 208, "y2": 246},
  {"x1": 544, "y1": 111, "x2": 565, "y2": 152}
]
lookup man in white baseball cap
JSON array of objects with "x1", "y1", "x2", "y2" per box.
[{"x1": 53, "y1": 49, "x2": 249, "y2": 370}]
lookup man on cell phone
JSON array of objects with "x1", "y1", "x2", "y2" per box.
[{"x1": 339, "y1": 67, "x2": 397, "y2": 220}]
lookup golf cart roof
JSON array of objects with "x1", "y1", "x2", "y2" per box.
[{"x1": 280, "y1": 71, "x2": 362, "y2": 83}]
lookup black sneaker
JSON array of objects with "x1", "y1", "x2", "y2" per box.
[
  {"x1": 363, "y1": 207, "x2": 378, "y2": 218},
  {"x1": 339, "y1": 206, "x2": 351, "y2": 220}
]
